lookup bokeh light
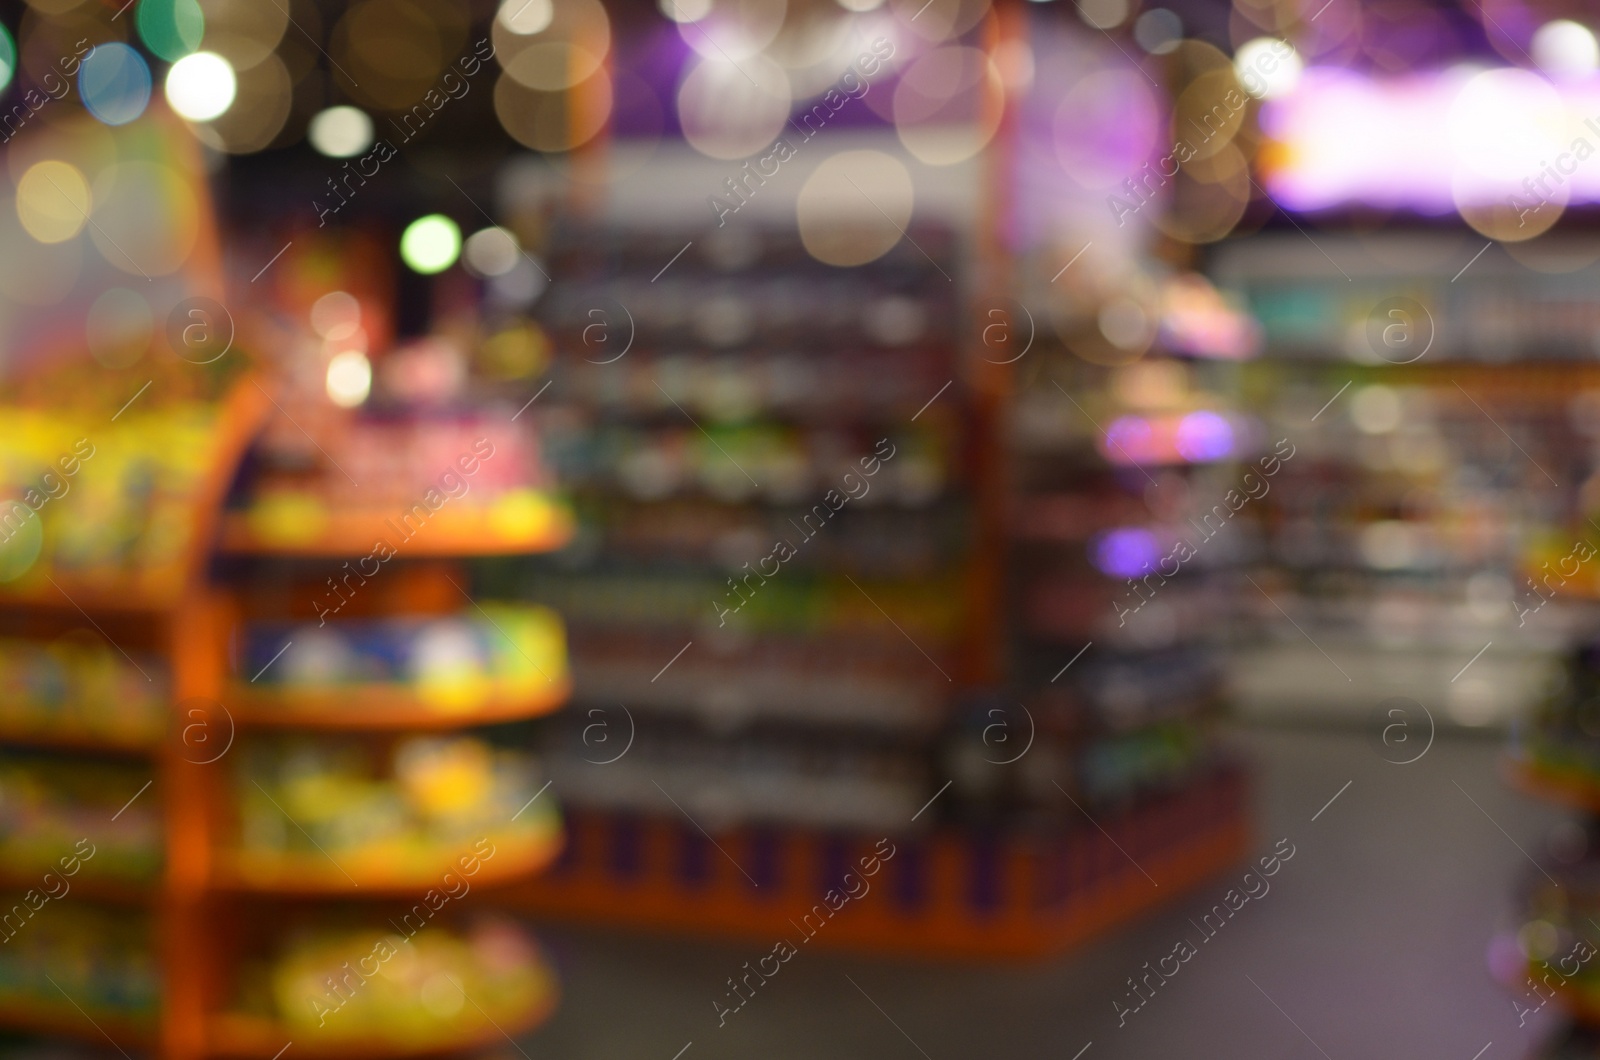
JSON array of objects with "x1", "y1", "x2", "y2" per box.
[
  {"x1": 137, "y1": 0, "x2": 205, "y2": 62},
  {"x1": 89, "y1": 160, "x2": 201, "y2": 276},
  {"x1": 497, "y1": 0, "x2": 554, "y2": 35},
  {"x1": 796, "y1": 150, "x2": 913, "y2": 267},
  {"x1": 0, "y1": 24, "x2": 15, "y2": 95},
  {"x1": 494, "y1": 0, "x2": 609, "y2": 92},
  {"x1": 196, "y1": 0, "x2": 289, "y2": 71},
  {"x1": 678, "y1": 0, "x2": 787, "y2": 61},
  {"x1": 1092, "y1": 527, "x2": 1162, "y2": 579},
  {"x1": 335, "y1": 0, "x2": 469, "y2": 112},
  {"x1": 678, "y1": 54, "x2": 791, "y2": 160},
  {"x1": 165, "y1": 51, "x2": 236, "y2": 121},
  {"x1": 1077, "y1": 0, "x2": 1129, "y2": 30},
  {"x1": 1532, "y1": 20, "x2": 1600, "y2": 80},
  {"x1": 79, "y1": 43, "x2": 152, "y2": 126},
  {"x1": 1174, "y1": 411, "x2": 1236, "y2": 462},
  {"x1": 16, "y1": 160, "x2": 90, "y2": 244},
  {"x1": 659, "y1": 0, "x2": 712, "y2": 20},
  {"x1": 493, "y1": 71, "x2": 612, "y2": 153},
  {"x1": 893, "y1": 46, "x2": 1001, "y2": 166},
  {"x1": 1134, "y1": 9, "x2": 1182, "y2": 54},
  {"x1": 464, "y1": 227, "x2": 521, "y2": 277},
  {"x1": 310, "y1": 291, "x2": 362, "y2": 339},
  {"x1": 192, "y1": 52, "x2": 287, "y2": 153},
  {"x1": 400, "y1": 214, "x2": 461, "y2": 274},
  {"x1": 1234, "y1": 37, "x2": 1303, "y2": 99},
  {"x1": 308, "y1": 106, "x2": 374, "y2": 158},
  {"x1": 326, "y1": 350, "x2": 373, "y2": 407}
]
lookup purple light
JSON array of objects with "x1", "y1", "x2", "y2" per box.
[
  {"x1": 1260, "y1": 65, "x2": 1600, "y2": 213},
  {"x1": 1092, "y1": 527, "x2": 1163, "y2": 579},
  {"x1": 1175, "y1": 411, "x2": 1234, "y2": 462},
  {"x1": 1104, "y1": 415, "x2": 1154, "y2": 464}
]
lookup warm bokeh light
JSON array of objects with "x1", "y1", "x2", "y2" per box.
[
  {"x1": 88, "y1": 160, "x2": 201, "y2": 276},
  {"x1": 464, "y1": 227, "x2": 521, "y2": 277},
  {"x1": 497, "y1": 0, "x2": 554, "y2": 35},
  {"x1": 1533, "y1": 19, "x2": 1600, "y2": 80},
  {"x1": 400, "y1": 214, "x2": 462, "y2": 274},
  {"x1": 308, "y1": 106, "x2": 375, "y2": 158},
  {"x1": 165, "y1": 51, "x2": 237, "y2": 121},
  {"x1": 1234, "y1": 37, "x2": 1303, "y2": 99},
  {"x1": 677, "y1": 55, "x2": 791, "y2": 160},
  {"x1": 658, "y1": 0, "x2": 712, "y2": 22},
  {"x1": 197, "y1": 0, "x2": 289, "y2": 72},
  {"x1": 16, "y1": 160, "x2": 90, "y2": 244},
  {"x1": 326, "y1": 349, "x2": 374, "y2": 407},
  {"x1": 796, "y1": 150, "x2": 913, "y2": 266}
]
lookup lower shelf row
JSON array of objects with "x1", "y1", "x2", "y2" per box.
[{"x1": 0, "y1": 908, "x2": 556, "y2": 1058}]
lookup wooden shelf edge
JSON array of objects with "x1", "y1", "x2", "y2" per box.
[
  {"x1": 205, "y1": 991, "x2": 556, "y2": 1058},
  {"x1": 212, "y1": 826, "x2": 563, "y2": 896},
  {"x1": 215, "y1": 505, "x2": 574, "y2": 559},
  {"x1": 0, "y1": 997, "x2": 154, "y2": 1047},
  {"x1": 226, "y1": 680, "x2": 570, "y2": 731},
  {"x1": 0, "y1": 725, "x2": 160, "y2": 756}
]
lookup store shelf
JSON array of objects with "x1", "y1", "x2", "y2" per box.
[
  {"x1": 214, "y1": 825, "x2": 563, "y2": 896},
  {"x1": 0, "y1": 869, "x2": 157, "y2": 904},
  {"x1": 205, "y1": 997, "x2": 557, "y2": 1060},
  {"x1": 0, "y1": 998, "x2": 154, "y2": 1048},
  {"x1": 217, "y1": 502, "x2": 574, "y2": 558},
  {"x1": 228, "y1": 680, "x2": 570, "y2": 731},
  {"x1": 515, "y1": 765, "x2": 1249, "y2": 960},
  {"x1": 0, "y1": 725, "x2": 159, "y2": 756},
  {"x1": 1504, "y1": 755, "x2": 1600, "y2": 815}
]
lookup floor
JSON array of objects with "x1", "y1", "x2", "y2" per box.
[{"x1": 520, "y1": 725, "x2": 1575, "y2": 1060}]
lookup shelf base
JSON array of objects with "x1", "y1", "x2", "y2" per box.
[{"x1": 509, "y1": 766, "x2": 1250, "y2": 960}]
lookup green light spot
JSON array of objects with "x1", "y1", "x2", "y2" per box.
[
  {"x1": 136, "y1": 0, "x2": 204, "y2": 62},
  {"x1": 0, "y1": 25, "x2": 15, "y2": 95}
]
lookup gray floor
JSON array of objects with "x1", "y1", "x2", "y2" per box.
[{"x1": 520, "y1": 726, "x2": 1574, "y2": 1060}]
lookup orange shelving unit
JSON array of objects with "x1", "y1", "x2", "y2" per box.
[{"x1": 0, "y1": 372, "x2": 269, "y2": 1060}]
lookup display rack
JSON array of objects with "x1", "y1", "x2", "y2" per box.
[
  {"x1": 0, "y1": 373, "x2": 267, "y2": 1058},
  {"x1": 0, "y1": 364, "x2": 573, "y2": 1058},
  {"x1": 502, "y1": 0, "x2": 1252, "y2": 959}
]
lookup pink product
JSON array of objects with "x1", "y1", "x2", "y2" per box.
[{"x1": 333, "y1": 422, "x2": 540, "y2": 505}]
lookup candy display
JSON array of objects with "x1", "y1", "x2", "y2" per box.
[
  {"x1": 0, "y1": 634, "x2": 168, "y2": 749},
  {"x1": 0, "y1": 753, "x2": 160, "y2": 885},
  {"x1": 241, "y1": 606, "x2": 567, "y2": 711},
  {"x1": 525, "y1": 220, "x2": 968, "y2": 840},
  {"x1": 0, "y1": 903, "x2": 158, "y2": 1028},
  {"x1": 0, "y1": 404, "x2": 223, "y2": 594},
  {"x1": 232, "y1": 735, "x2": 556, "y2": 882},
  {"x1": 254, "y1": 917, "x2": 554, "y2": 1044}
]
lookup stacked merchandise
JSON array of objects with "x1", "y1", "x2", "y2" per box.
[
  {"x1": 1211, "y1": 236, "x2": 1590, "y2": 726},
  {"x1": 526, "y1": 220, "x2": 964, "y2": 832},
  {"x1": 203, "y1": 257, "x2": 574, "y2": 1051},
  {"x1": 1210, "y1": 236, "x2": 1600, "y2": 1055},
  {"x1": 990, "y1": 340, "x2": 1253, "y2": 834},
  {"x1": 0, "y1": 347, "x2": 259, "y2": 1051},
  {"x1": 508, "y1": 209, "x2": 1254, "y2": 954}
]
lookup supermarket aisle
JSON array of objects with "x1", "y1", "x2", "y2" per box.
[{"x1": 522, "y1": 726, "x2": 1572, "y2": 1059}]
